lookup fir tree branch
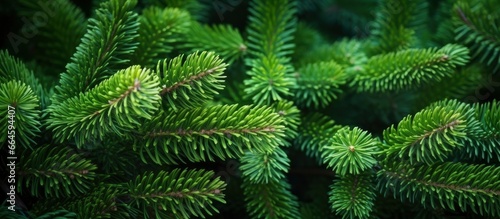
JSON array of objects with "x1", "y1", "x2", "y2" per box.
[
  {"x1": 240, "y1": 147, "x2": 290, "y2": 184},
  {"x1": 156, "y1": 51, "x2": 227, "y2": 111},
  {"x1": 127, "y1": 169, "x2": 226, "y2": 219},
  {"x1": 51, "y1": 0, "x2": 140, "y2": 104},
  {"x1": 378, "y1": 161, "x2": 500, "y2": 217},
  {"x1": 353, "y1": 44, "x2": 470, "y2": 92},
  {"x1": 46, "y1": 65, "x2": 161, "y2": 146},
  {"x1": 133, "y1": 6, "x2": 191, "y2": 68},
  {"x1": 15, "y1": 0, "x2": 86, "y2": 71},
  {"x1": 134, "y1": 104, "x2": 285, "y2": 164},
  {"x1": 243, "y1": 178, "x2": 301, "y2": 219},
  {"x1": 0, "y1": 81, "x2": 41, "y2": 150},
  {"x1": 18, "y1": 144, "x2": 97, "y2": 198},
  {"x1": 329, "y1": 173, "x2": 376, "y2": 219}
]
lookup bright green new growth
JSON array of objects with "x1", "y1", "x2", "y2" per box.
[
  {"x1": 353, "y1": 44, "x2": 470, "y2": 92},
  {"x1": 51, "y1": 0, "x2": 140, "y2": 104},
  {"x1": 0, "y1": 81, "x2": 40, "y2": 149},
  {"x1": 157, "y1": 51, "x2": 227, "y2": 111},
  {"x1": 322, "y1": 127, "x2": 380, "y2": 176},
  {"x1": 1, "y1": 0, "x2": 500, "y2": 218},
  {"x1": 293, "y1": 61, "x2": 348, "y2": 108},
  {"x1": 46, "y1": 65, "x2": 161, "y2": 146}
]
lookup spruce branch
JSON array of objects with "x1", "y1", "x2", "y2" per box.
[
  {"x1": 51, "y1": 0, "x2": 140, "y2": 104},
  {"x1": 382, "y1": 99, "x2": 481, "y2": 165},
  {"x1": 0, "y1": 81, "x2": 41, "y2": 150},
  {"x1": 371, "y1": 0, "x2": 429, "y2": 53},
  {"x1": 135, "y1": 104, "x2": 285, "y2": 164},
  {"x1": 133, "y1": 6, "x2": 191, "y2": 68},
  {"x1": 15, "y1": 0, "x2": 86, "y2": 71},
  {"x1": 353, "y1": 44, "x2": 470, "y2": 92},
  {"x1": 293, "y1": 61, "x2": 348, "y2": 108},
  {"x1": 18, "y1": 144, "x2": 97, "y2": 198},
  {"x1": 295, "y1": 113, "x2": 342, "y2": 163},
  {"x1": 0, "y1": 50, "x2": 47, "y2": 108},
  {"x1": 329, "y1": 173, "x2": 376, "y2": 219},
  {"x1": 127, "y1": 169, "x2": 226, "y2": 219},
  {"x1": 184, "y1": 22, "x2": 247, "y2": 64},
  {"x1": 157, "y1": 51, "x2": 227, "y2": 111},
  {"x1": 244, "y1": 54, "x2": 295, "y2": 105},
  {"x1": 246, "y1": 0, "x2": 297, "y2": 58},
  {"x1": 378, "y1": 161, "x2": 500, "y2": 217},
  {"x1": 321, "y1": 127, "x2": 381, "y2": 176},
  {"x1": 454, "y1": 0, "x2": 500, "y2": 71},
  {"x1": 240, "y1": 147, "x2": 290, "y2": 184},
  {"x1": 242, "y1": 178, "x2": 301, "y2": 219},
  {"x1": 46, "y1": 65, "x2": 161, "y2": 146}
]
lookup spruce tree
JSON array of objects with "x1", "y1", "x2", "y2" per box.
[{"x1": 0, "y1": 0, "x2": 499, "y2": 218}]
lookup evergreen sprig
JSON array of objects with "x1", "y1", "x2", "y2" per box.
[
  {"x1": 244, "y1": 54, "x2": 295, "y2": 105},
  {"x1": 0, "y1": 81, "x2": 40, "y2": 150},
  {"x1": 293, "y1": 61, "x2": 348, "y2": 108},
  {"x1": 51, "y1": 0, "x2": 140, "y2": 104},
  {"x1": 133, "y1": 6, "x2": 191, "y2": 67},
  {"x1": 0, "y1": 50, "x2": 46, "y2": 108},
  {"x1": 353, "y1": 44, "x2": 470, "y2": 92},
  {"x1": 46, "y1": 65, "x2": 161, "y2": 146},
  {"x1": 18, "y1": 144, "x2": 98, "y2": 198},
  {"x1": 378, "y1": 161, "x2": 500, "y2": 217},
  {"x1": 240, "y1": 147, "x2": 290, "y2": 184},
  {"x1": 135, "y1": 104, "x2": 285, "y2": 164},
  {"x1": 157, "y1": 51, "x2": 227, "y2": 111},
  {"x1": 127, "y1": 169, "x2": 226, "y2": 219},
  {"x1": 453, "y1": 0, "x2": 500, "y2": 71},
  {"x1": 382, "y1": 100, "x2": 476, "y2": 165},
  {"x1": 329, "y1": 173, "x2": 376, "y2": 219},
  {"x1": 242, "y1": 179, "x2": 301, "y2": 219},
  {"x1": 321, "y1": 127, "x2": 380, "y2": 176},
  {"x1": 184, "y1": 22, "x2": 246, "y2": 64}
]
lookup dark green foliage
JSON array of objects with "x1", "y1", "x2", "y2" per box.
[
  {"x1": 15, "y1": 0, "x2": 86, "y2": 72},
  {"x1": 127, "y1": 169, "x2": 226, "y2": 218},
  {"x1": 453, "y1": 0, "x2": 500, "y2": 71},
  {"x1": 18, "y1": 144, "x2": 97, "y2": 198},
  {"x1": 378, "y1": 161, "x2": 500, "y2": 217},
  {"x1": 1, "y1": 0, "x2": 500, "y2": 218},
  {"x1": 184, "y1": 22, "x2": 247, "y2": 64},
  {"x1": 295, "y1": 113, "x2": 342, "y2": 162},
  {"x1": 135, "y1": 104, "x2": 285, "y2": 164},
  {"x1": 329, "y1": 173, "x2": 376, "y2": 219},
  {"x1": 133, "y1": 6, "x2": 191, "y2": 67},
  {"x1": 293, "y1": 61, "x2": 348, "y2": 108},
  {"x1": 242, "y1": 179, "x2": 301, "y2": 219}
]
